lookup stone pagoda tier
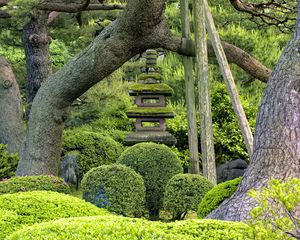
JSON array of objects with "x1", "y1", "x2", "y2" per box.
[{"x1": 124, "y1": 49, "x2": 177, "y2": 146}]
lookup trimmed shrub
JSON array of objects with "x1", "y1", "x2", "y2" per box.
[
  {"x1": 160, "y1": 219, "x2": 250, "y2": 239},
  {"x1": 7, "y1": 216, "x2": 188, "y2": 240},
  {"x1": 0, "y1": 175, "x2": 70, "y2": 195},
  {"x1": 0, "y1": 191, "x2": 108, "y2": 239},
  {"x1": 163, "y1": 174, "x2": 214, "y2": 220},
  {"x1": 118, "y1": 142, "x2": 183, "y2": 219},
  {"x1": 7, "y1": 216, "x2": 250, "y2": 240},
  {"x1": 0, "y1": 144, "x2": 19, "y2": 179},
  {"x1": 62, "y1": 130, "x2": 123, "y2": 179},
  {"x1": 0, "y1": 209, "x2": 18, "y2": 240},
  {"x1": 81, "y1": 164, "x2": 145, "y2": 217},
  {"x1": 197, "y1": 177, "x2": 242, "y2": 218}
]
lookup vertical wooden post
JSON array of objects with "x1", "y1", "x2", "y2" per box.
[
  {"x1": 180, "y1": 0, "x2": 200, "y2": 174},
  {"x1": 203, "y1": 0, "x2": 254, "y2": 156},
  {"x1": 193, "y1": 0, "x2": 216, "y2": 184}
]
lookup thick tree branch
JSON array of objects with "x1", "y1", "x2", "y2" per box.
[
  {"x1": 0, "y1": 1, "x2": 125, "y2": 18},
  {"x1": 163, "y1": 36, "x2": 271, "y2": 82},
  {"x1": 38, "y1": 3, "x2": 125, "y2": 13}
]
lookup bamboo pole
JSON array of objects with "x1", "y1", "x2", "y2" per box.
[
  {"x1": 193, "y1": 0, "x2": 216, "y2": 184},
  {"x1": 203, "y1": 0, "x2": 254, "y2": 156},
  {"x1": 180, "y1": 0, "x2": 200, "y2": 174}
]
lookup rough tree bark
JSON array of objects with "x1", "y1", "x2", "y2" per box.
[
  {"x1": 16, "y1": 0, "x2": 177, "y2": 175},
  {"x1": 23, "y1": 10, "x2": 51, "y2": 119},
  {"x1": 207, "y1": 24, "x2": 300, "y2": 221},
  {"x1": 0, "y1": 56, "x2": 24, "y2": 154}
]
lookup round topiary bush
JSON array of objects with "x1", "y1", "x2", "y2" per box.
[
  {"x1": 0, "y1": 191, "x2": 109, "y2": 239},
  {"x1": 0, "y1": 175, "x2": 71, "y2": 195},
  {"x1": 62, "y1": 129, "x2": 123, "y2": 179},
  {"x1": 0, "y1": 144, "x2": 19, "y2": 179},
  {"x1": 197, "y1": 177, "x2": 242, "y2": 218},
  {"x1": 81, "y1": 164, "x2": 145, "y2": 217},
  {"x1": 118, "y1": 142, "x2": 183, "y2": 219},
  {"x1": 163, "y1": 174, "x2": 214, "y2": 220}
]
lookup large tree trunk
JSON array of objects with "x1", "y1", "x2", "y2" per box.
[
  {"x1": 16, "y1": 0, "x2": 176, "y2": 176},
  {"x1": 23, "y1": 11, "x2": 51, "y2": 120},
  {"x1": 0, "y1": 56, "x2": 24, "y2": 154},
  {"x1": 207, "y1": 32, "x2": 300, "y2": 221}
]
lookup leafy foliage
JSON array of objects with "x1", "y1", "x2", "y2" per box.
[
  {"x1": 81, "y1": 164, "x2": 145, "y2": 217},
  {"x1": 7, "y1": 216, "x2": 250, "y2": 240},
  {"x1": 163, "y1": 174, "x2": 214, "y2": 220},
  {"x1": 62, "y1": 129, "x2": 123, "y2": 179},
  {"x1": 0, "y1": 191, "x2": 109, "y2": 240},
  {"x1": 158, "y1": 219, "x2": 250, "y2": 240},
  {"x1": 0, "y1": 144, "x2": 19, "y2": 179},
  {"x1": 247, "y1": 178, "x2": 300, "y2": 240},
  {"x1": 0, "y1": 175, "x2": 70, "y2": 194},
  {"x1": 197, "y1": 177, "x2": 242, "y2": 218},
  {"x1": 7, "y1": 216, "x2": 188, "y2": 240},
  {"x1": 118, "y1": 142, "x2": 183, "y2": 219}
]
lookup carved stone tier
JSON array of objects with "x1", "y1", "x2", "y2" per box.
[
  {"x1": 124, "y1": 131, "x2": 177, "y2": 146},
  {"x1": 129, "y1": 83, "x2": 173, "y2": 96},
  {"x1": 126, "y1": 107, "x2": 174, "y2": 118}
]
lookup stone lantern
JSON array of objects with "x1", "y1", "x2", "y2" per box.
[{"x1": 124, "y1": 49, "x2": 177, "y2": 146}]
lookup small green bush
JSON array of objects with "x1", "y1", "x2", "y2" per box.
[
  {"x1": 247, "y1": 178, "x2": 300, "y2": 240},
  {"x1": 62, "y1": 130, "x2": 123, "y2": 179},
  {"x1": 198, "y1": 177, "x2": 242, "y2": 218},
  {"x1": 163, "y1": 174, "x2": 214, "y2": 220},
  {"x1": 0, "y1": 144, "x2": 19, "y2": 179},
  {"x1": 118, "y1": 142, "x2": 183, "y2": 219},
  {"x1": 0, "y1": 175, "x2": 70, "y2": 195},
  {"x1": 0, "y1": 191, "x2": 108, "y2": 239},
  {"x1": 7, "y1": 216, "x2": 250, "y2": 240},
  {"x1": 81, "y1": 164, "x2": 145, "y2": 217}
]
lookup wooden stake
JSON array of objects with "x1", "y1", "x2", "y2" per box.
[
  {"x1": 193, "y1": 0, "x2": 216, "y2": 184},
  {"x1": 203, "y1": 0, "x2": 254, "y2": 156},
  {"x1": 180, "y1": 0, "x2": 200, "y2": 174}
]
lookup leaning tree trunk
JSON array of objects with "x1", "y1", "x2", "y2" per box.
[
  {"x1": 207, "y1": 32, "x2": 300, "y2": 221},
  {"x1": 16, "y1": 0, "x2": 176, "y2": 176},
  {"x1": 23, "y1": 11, "x2": 51, "y2": 120},
  {"x1": 0, "y1": 56, "x2": 24, "y2": 154}
]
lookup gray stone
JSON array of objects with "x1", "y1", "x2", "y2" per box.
[
  {"x1": 216, "y1": 158, "x2": 248, "y2": 183},
  {"x1": 60, "y1": 152, "x2": 80, "y2": 190}
]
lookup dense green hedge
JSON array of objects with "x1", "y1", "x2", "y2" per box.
[
  {"x1": 62, "y1": 130, "x2": 123, "y2": 179},
  {"x1": 118, "y1": 142, "x2": 182, "y2": 219},
  {"x1": 7, "y1": 216, "x2": 250, "y2": 240},
  {"x1": 81, "y1": 164, "x2": 145, "y2": 217},
  {"x1": 0, "y1": 144, "x2": 19, "y2": 179},
  {"x1": 163, "y1": 174, "x2": 214, "y2": 220},
  {"x1": 0, "y1": 191, "x2": 108, "y2": 239},
  {"x1": 0, "y1": 175, "x2": 70, "y2": 194},
  {"x1": 198, "y1": 177, "x2": 242, "y2": 218},
  {"x1": 159, "y1": 219, "x2": 250, "y2": 239}
]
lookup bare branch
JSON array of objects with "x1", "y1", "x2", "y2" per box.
[{"x1": 229, "y1": 0, "x2": 297, "y2": 32}]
